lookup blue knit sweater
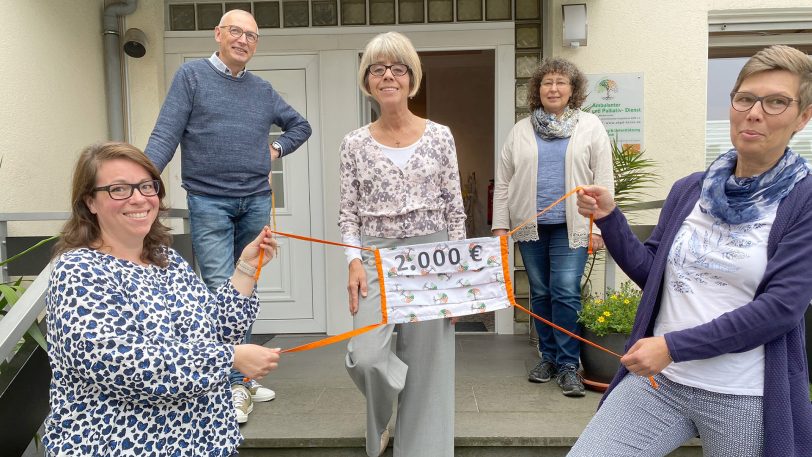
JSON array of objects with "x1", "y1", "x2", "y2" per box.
[
  {"x1": 145, "y1": 59, "x2": 311, "y2": 197},
  {"x1": 597, "y1": 172, "x2": 812, "y2": 457}
]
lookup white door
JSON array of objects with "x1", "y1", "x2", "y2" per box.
[
  {"x1": 164, "y1": 53, "x2": 324, "y2": 334},
  {"x1": 249, "y1": 54, "x2": 324, "y2": 333}
]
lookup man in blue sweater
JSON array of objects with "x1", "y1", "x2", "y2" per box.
[{"x1": 145, "y1": 9, "x2": 312, "y2": 425}]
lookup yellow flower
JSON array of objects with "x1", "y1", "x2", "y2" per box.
[
  {"x1": 603, "y1": 311, "x2": 611, "y2": 317},
  {"x1": 597, "y1": 316, "x2": 605, "y2": 323},
  {"x1": 610, "y1": 294, "x2": 618, "y2": 300},
  {"x1": 624, "y1": 299, "x2": 630, "y2": 304},
  {"x1": 595, "y1": 299, "x2": 603, "y2": 304}
]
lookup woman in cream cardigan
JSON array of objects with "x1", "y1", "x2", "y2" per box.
[{"x1": 492, "y1": 57, "x2": 613, "y2": 397}]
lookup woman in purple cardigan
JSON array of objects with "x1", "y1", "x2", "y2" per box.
[{"x1": 570, "y1": 45, "x2": 812, "y2": 457}]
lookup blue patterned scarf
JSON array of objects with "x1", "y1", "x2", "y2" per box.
[
  {"x1": 530, "y1": 107, "x2": 579, "y2": 140},
  {"x1": 699, "y1": 148, "x2": 808, "y2": 225}
]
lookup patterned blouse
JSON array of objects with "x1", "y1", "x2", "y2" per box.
[
  {"x1": 43, "y1": 247, "x2": 257, "y2": 456},
  {"x1": 338, "y1": 120, "x2": 467, "y2": 242}
]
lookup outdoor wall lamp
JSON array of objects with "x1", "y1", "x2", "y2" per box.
[
  {"x1": 562, "y1": 3, "x2": 587, "y2": 48},
  {"x1": 122, "y1": 28, "x2": 148, "y2": 58}
]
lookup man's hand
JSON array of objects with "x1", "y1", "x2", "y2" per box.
[{"x1": 270, "y1": 145, "x2": 281, "y2": 160}]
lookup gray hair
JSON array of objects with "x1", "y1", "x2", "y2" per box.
[{"x1": 733, "y1": 45, "x2": 812, "y2": 112}]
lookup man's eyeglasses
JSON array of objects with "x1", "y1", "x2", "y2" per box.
[
  {"x1": 367, "y1": 63, "x2": 410, "y2": 77},
  {"x1": 93, "y1": 180, "x2": 161, "y2": 200},
  {"x1": 730, "y1": 91, "x2": 799, "y2": 115},
  {"x1": 219, "y1": 25, "x2": 259, "y2": 44}
]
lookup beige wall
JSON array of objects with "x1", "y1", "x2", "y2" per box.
[
  {"x1": 549, "y1": 0, "x2": 812, "y2": 202},
  {"x1": 123, "y1": 0, "x2": 166, "y2": 150},
  {"x1": 0, "y1": 0, "x2": 107, "y2": 234}
]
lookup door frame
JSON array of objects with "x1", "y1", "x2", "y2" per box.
[{"x1": 160, "y1": 50, "x2": 326, "y2": 334}]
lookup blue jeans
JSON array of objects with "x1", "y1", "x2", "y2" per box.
[
  {"x1": 187, "y1": 192, "x2": 271, "y2": 386},
  {"x1": 517, "y1": 223, "x2": 587, "y2": 369}
]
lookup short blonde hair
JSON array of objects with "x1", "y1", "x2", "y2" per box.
[
  {"x1": 358, "y1": 32, "x2": 423, "y2": 98},
  {"x1": 733, "y1": 45, "x2": 812, "y2": 112}
]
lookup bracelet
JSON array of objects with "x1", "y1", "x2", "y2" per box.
[{"x1": 235, "y1": 259, "x2": 257, "y2": 277}]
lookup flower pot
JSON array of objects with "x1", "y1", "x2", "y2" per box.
[{"x1": 580, "y1": 329, "x2": 628, "y2": 385}]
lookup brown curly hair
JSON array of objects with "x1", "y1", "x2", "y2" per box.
[
  {"x1": 53, "y1": 142, "x2": 172, "y2": 267},
  {"x1": 527, "y1": 57, "x2": 588, "y2": 113}
]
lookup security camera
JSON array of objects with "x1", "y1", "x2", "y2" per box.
[{"x1": 122, "y1": 28, "x2": 147, "y2": 58}]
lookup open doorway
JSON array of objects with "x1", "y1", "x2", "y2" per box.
[
  {"x1": 422, "y1": 49, "x2": 496, "y2": 332},
  {"x1": 365, "y1": 49, "x2": 497, "y2": 331}
]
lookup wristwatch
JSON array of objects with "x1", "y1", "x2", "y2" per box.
[{"x1": 271, "y1": 141, "x2": 283, "y2": 157}]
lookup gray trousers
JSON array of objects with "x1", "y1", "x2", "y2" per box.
[
  {"x1": 346, "y1": 232, "x2": 456, "y2": 457},
  {"x1": 568, "y1": 374, "x2": 764, "y2": 457}
]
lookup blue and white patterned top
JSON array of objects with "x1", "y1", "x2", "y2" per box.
[{"x1": 43, "y1": 247, "x2": 258, "y2": 456}]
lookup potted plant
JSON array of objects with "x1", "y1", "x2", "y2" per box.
[{"x1": 577, "y1": 281, "x2": 641, "y2": 389}]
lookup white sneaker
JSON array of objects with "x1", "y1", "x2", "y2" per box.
[
  {"x1": 246, "y1": 379, "x2": 276, "y2": 402},
  {"x1": 232, "y1": 384, "x2": 254, "y2": 424}
]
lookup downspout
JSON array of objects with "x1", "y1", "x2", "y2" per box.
[{"x1": 103, "y1": 0, "x2": 138, "y2": 141}]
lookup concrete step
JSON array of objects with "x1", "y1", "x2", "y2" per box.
[
  {"x1": 238, "y1": 335, "x2": 702, "y2": 457},
  {"x1": 240, "y1": 443, "x2": 701, "y2": 456}
]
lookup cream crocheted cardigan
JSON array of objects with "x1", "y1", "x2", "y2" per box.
[{"x1": 492, "y1": 113, "x2": 614, "y2": 247}]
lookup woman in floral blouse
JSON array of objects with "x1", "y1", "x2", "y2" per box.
[
  {"x1": 338, "y1": 32, "x2": 466, "y2": 457},
  {"x1": 44, "y1": 142, "x2": 280, "y2": 456}
]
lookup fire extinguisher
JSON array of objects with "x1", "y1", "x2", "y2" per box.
[{"x1": 487, "y1": 179, "x2": 494, "y2": 225}]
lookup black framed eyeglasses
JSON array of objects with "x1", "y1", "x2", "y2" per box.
[
  {"x1": 367, "y1": 63, "x2": 410, "y2": 77},
  {"x1": 93, "y1": 180, "x2": 161, "y2": 200},
  {"x1": 219, "y1": 25, "x2": 259, "y2": 44},
  {"x1": 730, "y1": 91, "x2": 799, "y2": 115}
]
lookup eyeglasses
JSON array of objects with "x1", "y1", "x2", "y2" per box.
[
  {"x1": 367, "y1": 63, "x2": 410, "y2": 77},
  {"x1": 730, "y1": 91, "x2": 799, "y2": 115},
  {"x1": 93, "y1": 180, "x2": 161, "y2": 200},
  {"x1": 219, "y1": 25, "x2": 259, "y2": 44},
  {"x1": 541, "y1": 80, "x2": 570, "y2": 88}
]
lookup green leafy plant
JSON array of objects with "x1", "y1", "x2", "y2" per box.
[
  {"x1": 0, "y1": 235, "x2": 58, "y2": 365},
  {"x1": 581, "y1": 138, "x2": 659, "y2": 296},
  {"x1": 578, "y1": 281, "x2": 641, "y2": 336},
  {"x1": 611, "y1": 139, "x2": 659, "y2": 209}
]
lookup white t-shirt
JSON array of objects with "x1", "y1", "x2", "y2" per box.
[
  {"x1": 655, "y1": 200, "x2": 775, "y2": 396},
  {"x1": 342, "y1": 141, "x2": 419, "y2": 263}
]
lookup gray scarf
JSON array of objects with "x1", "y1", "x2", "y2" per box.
[{"x1": 530, "y1": 107, "x2": 579, "y2": 139}]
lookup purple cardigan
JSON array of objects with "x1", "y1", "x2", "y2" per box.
[{"x1": 597, "y1": 172, "x2": 812, "y2": 457}]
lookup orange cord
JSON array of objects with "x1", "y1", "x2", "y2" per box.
[
  {"x1": 266, "y1": 187, "x2": 658, "y2": 389},
  {"x1": 507, "y1": 186, "x2": 583, "y2": 238}
]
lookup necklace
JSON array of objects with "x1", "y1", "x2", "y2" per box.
[{"x1": 373, "y1": 122, "x2": 408, "y2": 147}]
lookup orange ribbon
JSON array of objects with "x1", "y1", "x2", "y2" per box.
[{"x1": 263, "y1": 187, "x2": 657, "y2": 389}]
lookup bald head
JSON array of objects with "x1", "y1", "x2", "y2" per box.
[
  {"x1": 219, "y1": 9, "x2": 257, "y2": 28},
  {"x1": 214, "y1": 9, "x2": 259, "y2": 76}
]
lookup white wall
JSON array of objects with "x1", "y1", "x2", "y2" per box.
[
  {"x1": 549, "y1": 0, "x2": 812, "y2": 202},
  {"x1": 0, "y1": 0, "x2": 107, "y2": 234}
]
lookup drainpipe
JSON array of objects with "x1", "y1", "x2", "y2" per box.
[{"x1": 103, "y1": 0, "x2": 138, "y2": 141}]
